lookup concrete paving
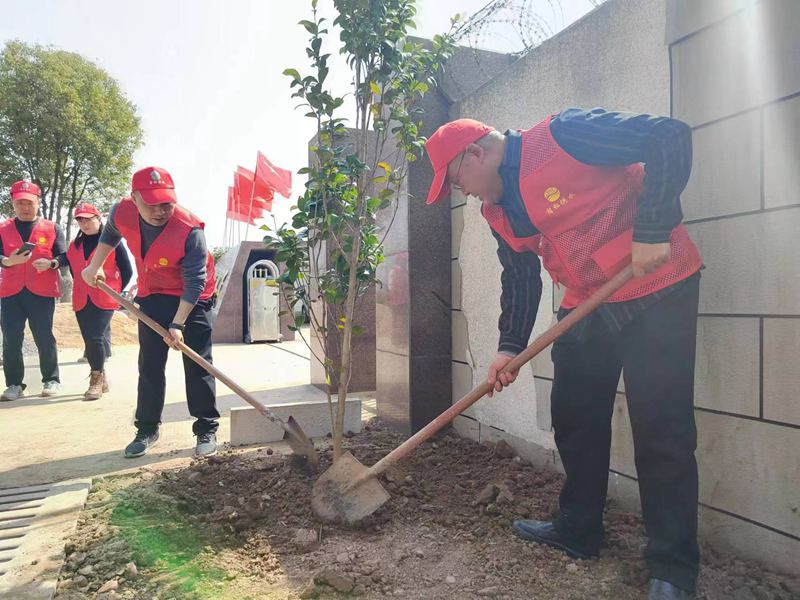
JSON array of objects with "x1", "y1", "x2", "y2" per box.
[
  {"x1": 0, "y1": 334, "x2": 323, "y2": 489},
  {"x1": 0, "y1": 479, "x2": 91, "y2": 600}
]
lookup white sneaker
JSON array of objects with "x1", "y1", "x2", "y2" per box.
[
  {"x1": 1, "y1": 385, "x2": 25, "y2": 401},
  {"x1": 41, "y1": 381, "x2": 60, "y2": 397}
]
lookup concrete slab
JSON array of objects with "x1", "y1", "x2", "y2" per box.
[
  {"x1": 687, "y1": 209, "x2": 800, "y2": 315},
  {"x1": 695, "y1": 317, "x2": 760, "y2": 417},
  {"x1": 0, "y1": 479, "x2": 91, "y2": 600},
  {"x1": 229, "y1": 398, "x2": 362, "y2": 446},
  {"x1": 672, "y1": 0, "x2": 800, "y2": 126},
  {"x1": 763, "y1": 318, "x2": 800, "y2": 426},
  {"x1": 764, "y1": 94, "x2": 800, "y2": 210},
  {"x1": 682, "y1": 110, "x2": 761, "y2": 221}
]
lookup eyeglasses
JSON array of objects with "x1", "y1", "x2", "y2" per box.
[{"x1": 448, "y1": 152, "x2": 466, "y2": 192}]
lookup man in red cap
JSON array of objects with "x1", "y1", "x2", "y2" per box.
[
  {"x1": 66, "y1": 202, "x2": 132, "y2": 400},
  {"x1": 82, "y1": 167, "x2": 219, "y2": 458},
  {"x1": 426, "y1": 109, "x2": 701, "y2": 600},
  {"x1": 0, "y1": 180, "x2": 67, "y2": 401}
]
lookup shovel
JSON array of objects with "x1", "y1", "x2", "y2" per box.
[
  {"x1": 312, "y1": 265, "x2": 635, "y2": 523},
  {"x1": 97, "y1": 281, "x2": 319, "y2": 471}
]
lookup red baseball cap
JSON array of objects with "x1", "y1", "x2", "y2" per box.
[
  {"x1": 74, "y1": 203, "x2": 101, "y2": 218},
  {"x1": 131, "y1": 166, "x2": 177, "y2": 205},
  {"x1": 10, "y1": 180, "x2": 40, "y2": 202},
  {"x1": 425, "y1": 119, "x2": 494, "y2": 205}
]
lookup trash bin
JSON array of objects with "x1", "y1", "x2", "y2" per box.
[{"x1": 246, "y1": 259, "x2": 281, "y2": 343}]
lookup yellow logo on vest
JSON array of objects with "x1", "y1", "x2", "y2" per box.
[
  {"x1": 157, "y1": 257, "x2": 169, "y2": 267},
  {"x1": 37, "y1": 236, "x2": 47, "y2": 245},
  {"x1": 544, "y1": 187, "x2": 561, "y2": 203},
  {"x1": 545, "y1": 187, "x2": 575, "y2": 216}
]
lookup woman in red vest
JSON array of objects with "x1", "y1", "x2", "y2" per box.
[
  {"x1": 425, "y1": 110, "x2": 702, "y2": 600},
  {"x1": 81, "y1": 167, "x2": 218, "y2": 459},
  {"x1": 0, "y1": 180, "x2": 67, "y2": 401},
  {"x1": 66, "y1": 203, "x2": 132, "y2": 400}
]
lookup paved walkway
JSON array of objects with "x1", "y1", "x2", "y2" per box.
[{"x1": 0, "y1": 335, "x2": 323, "y2": 489}]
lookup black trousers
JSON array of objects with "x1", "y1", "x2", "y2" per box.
[
  {"x1": 134, "y1": 294, "x2": 218, "y2": 435},
  {"x1": 75, "y1": 300, "x2": 113, "y2": 371},
  {"x1": 550, "y1": 276, "x2": 700, "y2": 592},
  {"x1": 1, "y1": 288, "x2": 59, "y2": 387}
]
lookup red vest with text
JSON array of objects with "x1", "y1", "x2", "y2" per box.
[
  {"x1": 113, "y1": 198, "x2": 215, "y2": 300},
  {"x1": 67, "y1": 240, "x2": 122, "y2": 311},
  {"x1": 482, "y1": 116, "x2": 702, "y2": 308},
  {"x1": 0, "y1": 218, "x2": 61, "y2": 298}
]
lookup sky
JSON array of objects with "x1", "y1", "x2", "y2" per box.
[{"x1": 0, "y1": 0, "x2": 598, "y2": 247}]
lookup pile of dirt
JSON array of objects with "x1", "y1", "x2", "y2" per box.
[
  {"x1": 46, "y1": 303, "x2": 139, "y2": 349},
  {"x1": 55, "y1": 421, "x2": 800, "y2": 600}
]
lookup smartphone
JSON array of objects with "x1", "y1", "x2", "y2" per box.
[{"x1": 15, "y1": 242, "x2": 36, "y2": 255}]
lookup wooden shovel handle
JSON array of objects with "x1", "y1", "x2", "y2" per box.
[
  {"x1": 97, "y1": 281, "x2": 292, "y2": 430},
  {"x1": 365, "y1": 265, "x2": 635, "y2": 480}
]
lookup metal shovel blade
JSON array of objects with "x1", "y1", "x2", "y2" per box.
[
  {"x1": 282, "y1": 416, "x2": 320, "y2": 472},
  {"x1": 311, "y1": 451, "x2": 390, "y2": 524}
]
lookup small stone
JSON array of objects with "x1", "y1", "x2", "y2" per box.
[
  {"x1": 124, "y1": 562, "x2": 138, "y2": 579},
  {"x1": 413, "y1": 548, "x2": 425, "y2": 558},
  {"x1": 266, "y1": 447, "x2": 274, "y2": 455},
  {"x1": 751, "y1": 587, "x2": 771, "y2": 600},
  {"x1": 344, "y1": 430, "x2": 355, "y2": 438},
  {"x1": 566, "y1": 563, "x2": 579, "y2": 573},
  {"x1": 445, "y1": 575, "x2": 457, "y2": 585},
  {"x1": 477, "y1": 586, "x2": 499, "y2": 597},
  {"x1": 476, "y1": 484, "x2": 498, "y2": 506},
  {"x1": 496, "y1": 484, "x2": 514, "y2": 505},
  {"x1": 493, "y1": 439, "x2": 516, "y2": 458},
  {"x1": 336, "y1": 552, "x2": 350, "y2": 564},
  {"x1": 78, "y1": 564, "x2": 94, "y2": 576},
  {"x1": 98, "y1": 579, "x2": 119, "y2": 593},
  {"x1": 64, "y1": 542, "x2": 76, "y2": 555},
  {"x1": 72, "y1": 575, "x2": 89, "y2": 587},
  {"x1": 315, "y1": 570, "x2": 354, "y2": 593},
  {"x1": 297, "y1": 581, "x2": 318, "y2": 599},
  {"x1": 57, "y1": 579, "x2": 74, "y2": 591},
  {"x1": 293, "y1": 529, "x2": 319, "y2": 551}
]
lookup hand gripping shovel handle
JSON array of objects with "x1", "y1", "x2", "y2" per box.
[
  {"x1": 97, "y1": 281, "x2": 294, "y2": 433},
  {"x1": 361, "y1": 265, "x2": 635, "y2": 484}
]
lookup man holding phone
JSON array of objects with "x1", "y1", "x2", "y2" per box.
[{"x1": 0, "y1": 180, "x2": 67, "y2": 401}]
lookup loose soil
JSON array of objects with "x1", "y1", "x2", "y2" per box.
[
  {"x1": 43, "y1": 303, "x2": 139, "y2": 349},
  {"x1": 55, "y1": 420, "x2": 800, "y2": 600}
]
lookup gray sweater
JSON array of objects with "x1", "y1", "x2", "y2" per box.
[{"x1": 100, "y1": 202, "x2": 208, "y2": 305}]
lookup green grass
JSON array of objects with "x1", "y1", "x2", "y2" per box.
[{"x1": 109, "y1": 491, "x2": 239, "y2": 599}]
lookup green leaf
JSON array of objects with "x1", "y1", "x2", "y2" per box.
[
  {"x1": 369, "y1": 81, "x2": 381, "y2": 96},
  {"x1": 282, "y1": 68, "x2": 301, "y2": 80}
]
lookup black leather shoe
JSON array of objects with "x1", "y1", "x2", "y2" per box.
[
  {"x1": 512, "y1": 519, "x2": 599, "y2": 559},
  {"x1": 647, "y1": 578, "x2": 695, "y2": 600}
]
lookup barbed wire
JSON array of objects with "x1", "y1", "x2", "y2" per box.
[{"x1": 453, "y1": 0, "x2": 607, "y2": 57}]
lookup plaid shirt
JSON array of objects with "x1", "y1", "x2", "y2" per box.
[{"x1": 493, "y1": 108, "x2": 698, "y2": 355}]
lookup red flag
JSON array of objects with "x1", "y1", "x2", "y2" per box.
[
  {"x1": 227, "y1": 194, "x2": 264, "y2": 220},
  {"x1": 255, "y1": 151, "x2": 292, "y2": 198},
  {"x1": 233, "y1": 167, "x2": 272, "y2": 219},
  {"x1": 228, "y1": 183, "x2": 265, "y2": 221},
  {"x1": 226, "y1": 209, "x2": 256, "y2": 225}
]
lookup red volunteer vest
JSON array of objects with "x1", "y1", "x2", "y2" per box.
[
  {"x1": 67, "y1": 240, "x2": 121, "y2": 311},
  {"x1": 0, "y1": 218, "x2": 61, "y2": 298},
  {"x1": 113, "y1": 198, "x2": 215, "y2": 300},
  {"x1": 482, "y1": 117, "x2": 702, "y2": 308}
]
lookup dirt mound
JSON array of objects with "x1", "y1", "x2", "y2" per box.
[
  {"x1": 55, "y1": 421, "x2": 800, "y2": 600},
  {"x1": 46, "y1": 303, "x2": 139, "y2": 349}
]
